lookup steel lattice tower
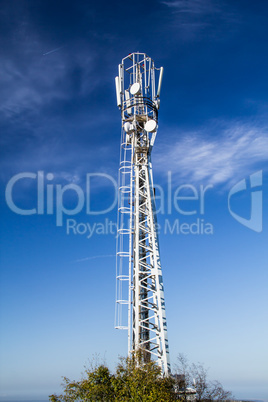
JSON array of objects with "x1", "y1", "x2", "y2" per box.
[{"x1": 115, "y1": 52, "x2": 170, "y2": 376}]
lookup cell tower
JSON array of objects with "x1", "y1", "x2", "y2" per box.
[{"x1": 115, "y1": 52, "x2": 170, "y2": 376}]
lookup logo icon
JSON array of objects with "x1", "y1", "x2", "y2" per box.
[{"x1": 228, "y1": 170, "x2": 263, "y2": 232}]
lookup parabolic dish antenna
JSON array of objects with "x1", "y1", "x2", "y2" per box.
[
  {"x1": 124, "y1": 122, "x2": 135, "y2": 133},
  {"x1": 144, "y1": 119, "x2": 157, "y2": 132},
  {"x1": 130, "y1": 82, "x2": 141, "y2": 95}
]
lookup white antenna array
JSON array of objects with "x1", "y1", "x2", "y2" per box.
[{"x1": 115, "y1": 52, "x2": 170, "y2": 376}]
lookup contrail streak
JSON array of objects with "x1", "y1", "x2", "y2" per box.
[
  {"x1": 43, "y1": 46, "x2": 64, "y2": 56},
  {"x1": 74, "y1": 254, "x2": 116, "y2": 263}
]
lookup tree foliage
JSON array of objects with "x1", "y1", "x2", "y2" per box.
[
  {"x1": 49, "y1": 353, "x2": 175, "y2": 402},
  {"x1": 49, "y1": 364, "x2": 115, "y2": 402},
  {"x1": 49, "y1": 353, "x2": 233, "y2": 401}
]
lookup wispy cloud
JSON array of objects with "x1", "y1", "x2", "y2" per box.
[
  {"x1": 154, "y1": 121, "x2": 268, "y2": 186},
  {"x1": 0, "y1": 25, "x2": 117, "y2": 182},
  {"x1": 0, "y1": 44, "x2": 96, "y2": 119},
  {"x1": 160, "y1": 0, "x2": 238, "y2": 39},
  {"x1": 161, "y1": 0, "x2": 220, "y2": 15}
]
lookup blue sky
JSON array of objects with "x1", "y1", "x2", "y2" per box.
[{"x1": 0, "y1": 0, "x2": 268, "y2": 400}]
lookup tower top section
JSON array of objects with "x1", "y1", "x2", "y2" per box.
[{"x1": 115, "y1": 52, "x2": 163, "y2": 135}]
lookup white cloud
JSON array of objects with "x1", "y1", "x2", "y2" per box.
[
  {"x1": 154, "y1": 121, "x2": 268, "y2": 186},
  {"x1": 160, "y1": 0, "x2": 238, "y2": 39},
  {"x1": 161, "y1": 0, "x2": 220, "y2": 15},
  {"x1": 0, "y1": 11, "x2": 101, "y2": 122},
  {"x1": 0, "y1": 31, "x2": 117, "y2": 183},
  {"x1": 0, "y1": 46, "x2": 96, "y2": 119}
]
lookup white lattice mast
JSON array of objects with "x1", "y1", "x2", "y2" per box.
[{"x1": 115, "y1": 52, "x2": 170, "y2": 376}]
